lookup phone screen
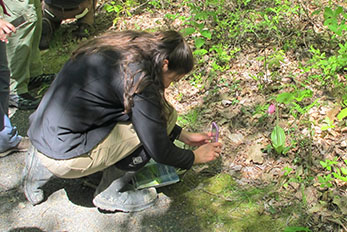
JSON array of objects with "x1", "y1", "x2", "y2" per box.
[
  {"x1": 211, "y1": 122, "x2": 219, "y2": 142},
  {"x1": 10, "y1": 15, "x2": 26, "y2": 28}
]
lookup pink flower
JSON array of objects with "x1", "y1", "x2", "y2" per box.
[{"x1": 268, "y1": 104, "x2": 276, "y2": 114}]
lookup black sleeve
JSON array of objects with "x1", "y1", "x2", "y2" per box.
[
  {"x1": 169, "y1": 125, "x2": 182, "y2": 142},
  {"x1": 131, "y1": 86, "x2": 194, "y2": 170}
]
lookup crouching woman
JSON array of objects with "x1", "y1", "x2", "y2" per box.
[{"x1": 23, "y1": 30, "x2": 222, "y2": 212}]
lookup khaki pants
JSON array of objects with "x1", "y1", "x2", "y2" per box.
[{"x1": 38, "y1": 107, "x2": 177, "y2": 179}]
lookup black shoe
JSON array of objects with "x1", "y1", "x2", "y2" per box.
[
  {"x1": 39, "y1": 17, "x2": 53, "y2": 50},
  {"x1": 9, "y1": 93, "x2": 40, "y2": 110},
  {"x1": 22, "y1": 145, "x2": 54, "y2": 205},
  {"x1": 28, "y1": 73, "x2": 55, "y2": 90}
]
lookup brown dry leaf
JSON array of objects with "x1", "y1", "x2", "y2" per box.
[
  {"x1": 308, "y1": 203, "x2": 326, "y2": 214},
  {"x1": 246, "y1": 144, "x2": 264, "y2": 164},
  {"x1": 304, "y1": 186, "x2": 319, "y2": 205},
  {"x1": 333, "y1": 195, "x2": 347, "y2": 215},
  {"x1": 327, "y1": 106, "x2": 341, "y2": 121},
  {"x1": 227, "y1": 132, "x2": 245, "y2": 145}
]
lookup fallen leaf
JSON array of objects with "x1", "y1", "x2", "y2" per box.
[
  {"x1": 227, "y1": 132, "x2": 245, "y2": 145},
  {"x1": 304, "y1": 186, "x2": 318, "y2": 205},
  {"x1": 246, "y1": 144, "x2": 264, "y2": 164},
  {"x1": 327, "y1": 106, "x2": 341, "y2": 121},
  {"x1": 333, "y1": 195, "x2": 347, "y2": 215}
]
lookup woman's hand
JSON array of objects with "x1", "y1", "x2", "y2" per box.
[
  {"x1": 193, "y1": 142, "x2": 222, "y2": 164},
  {"x1": 178, "y1": 129, "x2": 211, "y2": 146},
  {"x1": 0, "y1": 19, "x2": 16, "y2": 43}
]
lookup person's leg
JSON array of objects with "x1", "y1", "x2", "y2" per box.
[
  {"x1": 22, "y1": 145, "x2": 54, "y2": 205},
  {"x1": 0, "y1": 115, "x2": 22, "y2": 155},
  {"x1": 0, "y1": 42, "x2": 10, "y2": 128},
  {"x1": 0, "y1": 42, "x2": 22, "y2": 155},
  {"x1": 28, "y1": 0, "x2": 43, "y2": 79},
  {"x1": 92, "y1": 107, "x2": 178, "y2": 212},
  {"x1": 77, "y1": 0, "x2": 96, "y2": 25},
  {"x1": 3, "y1": 0, "x2": 41, "y2": 109},
  {"x1": 23, "y1": 108, "x2": 178, "y2": 209}
]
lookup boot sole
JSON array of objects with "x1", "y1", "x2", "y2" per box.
[{"x1": 93, "y1": 191, "x2": 158, "y2": 212}]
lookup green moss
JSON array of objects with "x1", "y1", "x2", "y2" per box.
[{"x1": 162, "y1": 172, "x2": 304, "y2": 232}]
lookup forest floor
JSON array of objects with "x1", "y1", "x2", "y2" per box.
[{"x1": 1, "y1": 0, "x2": 346, "y2": 231}]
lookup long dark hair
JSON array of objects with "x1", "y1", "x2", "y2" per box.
[{"x1": 71, "y1": 30, "x2": 194, "y2": 122}]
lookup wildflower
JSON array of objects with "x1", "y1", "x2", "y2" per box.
[{"x1": 268, "y1": 104, "x2": 276, "y2": 114}]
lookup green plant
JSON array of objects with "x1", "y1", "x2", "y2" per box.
[
  {"x1": 178, "y1": 108, "x2": 200, "y2": 127},
  {"x1": 275, "y1": 89, "x2": 317, "y2": 118},
  {"x1": 271, "y1": 125, "x2": 290, "y2": 155},
  {"x1": 323, "y1": 6, "x2": 347, "y2": 37},
  {"x1": 337, "y1": 108, "x2": 347, "y2": 121},
  {"x1": 104, "y1": 0, "x2": 138, "y2": 25},
  {"x1": 284, "y1": 226, "x2": 311, "y2": 232},
  {"x1": 319, "y1": 158, "x2": 347, "y2": 187},
  {"x1": 320, "y1": 117, "x2": 335, "y2": 131}
]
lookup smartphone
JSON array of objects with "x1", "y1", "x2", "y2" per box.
[
  {"x1": 211, "y1": 122, "x2": 219, "y2": 142},
  {"x1": 10, "y1": 15, "x2": 26, "y2": 28}
]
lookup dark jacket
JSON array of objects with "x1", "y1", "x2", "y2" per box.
[{"x1": 28, "y1": 50, "x2": 195, "y2": 170}]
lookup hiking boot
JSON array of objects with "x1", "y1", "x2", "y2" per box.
[
  {"x1": 0, "y1": 137, "x2": 31, "y2": 158},
  {"x1": 28, "y1": 73, "x2": 56, "y2": 90},
  {"x1": 39, "y1": 17, "x2": 53, "y2": 50},
  {"x1": 93, "y1": 165, "x2": 126, "y2": 197},
  {"x1": 93, "y1": 167, "x2": 157, "y2": 212},
  {"x1": 9, "y1": 93, "x2": 40, "y2": 110},
  {"x1": 22, "y1": 146, "x2": 54, "y2": 205}
]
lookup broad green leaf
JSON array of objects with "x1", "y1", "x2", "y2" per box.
[
  {"x1": 276, "y1": 92, "x2": 294, "y2": 104},
  {"x1": 271, "y1": 125, "x2": 286, "y2": 154},
  {"x1": 201, "y1": 30, "x2": 212, "y2": 39},
  {"x1": 337, "y1": 108, "x2": 347, "y2": 120},
  {"x1": 194, "y1": 38, "x2": 205, "y2": 49},
  {"x1": 295, "y1": 89, "x2": 312, "y2": 102},
  {"x1": 336, "y1": 6, "x2": 343, "y2": 15},
  {"x1": 320, "y1": 161, "x2": 327, "y2": 168},
  {"x1": 193, "y1": 49, "x2": 208, "y2": 56},
  {"x1": 182, "y1": 27, "x2": 196, "y2": 36},
  {"x1": 324, "y1": 7, "x2": 334, "y2": 18},
  {"x1": 341, "y1": 167, "x2": 347, "y2": 176}
]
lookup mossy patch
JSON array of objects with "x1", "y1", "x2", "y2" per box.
[{"x1": 161, "y1": 171, "x2": 306, "y2": 232}]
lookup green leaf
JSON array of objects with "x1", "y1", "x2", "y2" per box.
[
  {"x1": 276, "y1": 92, "x2": 294, "y2": 104},
  {"x1": 193, "y1": 49, "x2": 208, "y2": 56},
  {"x1": 320, "y1": 160, "x2": 327, "y2": 168},
  {"x1": 311, "y1": 9, "x2": 322, "y2": 16},
  {"x1": 182, "y1": 27, "x2": 196, "y2": 36},
  {"x1": 295, "y1": 89, "x2": 312, "y2": 102},
  {"x1": 201, "y1": 30, "x2": 212, "y2": 39},
  {"x1": 194, "y1": 38, "x2": 205, "y2": 49},
  {"x1": 324, "y1": 7, "x2": 334, "y2": 18},
  {"x1": 337, "y1": 108, "x2": 347, "y2": 120},
  {"x1": 341, "y1": 167, "x2": 347, "y2": 176},
  {"x1": 271, "y1": 125, "x2": 286, "y2": 154}
]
